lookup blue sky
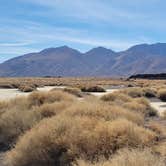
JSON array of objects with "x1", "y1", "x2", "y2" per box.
[{"x1": 0, "y1": 0, "x2": 166, "y2": 62}]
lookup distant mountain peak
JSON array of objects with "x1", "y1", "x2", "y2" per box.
[
  {"x1": 39, "y1": 45, "x2": 81, "y2": 54},
  {"x1": 86, "y1": 47, "x2": 115, "y2": 55},
  {"x1": 1, "y1": 43, "x2": 166, "y2": 77}
]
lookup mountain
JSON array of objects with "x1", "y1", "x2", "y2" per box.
[{"x1": 0, "y1": 43, "x2": 166, "y2": 77}]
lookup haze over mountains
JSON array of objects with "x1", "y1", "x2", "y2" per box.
[{"x1": 0, "y1": 43, "x2": 166, "y2": 77}]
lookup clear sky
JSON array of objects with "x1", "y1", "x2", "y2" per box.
[{"x1": 0, "y1": 0, "x2": 166, "y2": 62}]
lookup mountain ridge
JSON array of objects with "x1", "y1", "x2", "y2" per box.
[{"x1": 0, "y1": 43, "x2": 166, "y2": 77}]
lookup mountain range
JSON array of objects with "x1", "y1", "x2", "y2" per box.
[{"x1": 0, "y1": 43, "x2": 166, "y2": 77}]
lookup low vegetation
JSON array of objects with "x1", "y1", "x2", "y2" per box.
[
  {"x1": 18, "y1": 84, "x2": 37, "y2": 92},
  {"x1": 158, "y1": 89, "x2": 166, "y2": 101},
  {"x1": 63, "y1": 87, "x2": 83, "y2": 97},
  {"x1": 0, "y1": 82, "x2": 164, "y2": 166},
  {"x1": 75, "y1": 148, "x2": 165, "y2": 166},
  {"x1": 101, "y1": 91, "x2": 157, "y2": 117},
  {"x1": 81, "y1": 86, "x2": 106, "y2": 92}
]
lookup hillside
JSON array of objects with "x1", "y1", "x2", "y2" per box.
[{"x1": 0, "y1": 43, "x2": 166, "y2": 77}]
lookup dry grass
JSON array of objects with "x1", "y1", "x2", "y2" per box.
[
  {"x1": 75, "y1": 148, "x2": 165, "y2": 166},
  {"x1": 163, "y1": 111, "x2": 166, "y2": 119},
  {"x1": 81, "y1": 86, "x2": 106, "y2": 92},
  {"x1": 63, "y1": 87, "x2": 83, "y2": 97},
  {"x1": 0, "y1": 109, "x2": 41, "y2": 148},
  {"x1": 123, "y1": 98, "x2": 157, "y2": 117},
  {"x1": 18, "y1": 84, "x2": 36, "y2": 92},
  {"x1": 5, "y1": 116, "x2": 157, "y2": 166},
  {"x1": 0, "y1": 81, "x2": 165, "y2": 165},
  {"x1": 64, "y1": 100, "x2": 144, "y2": 125},
  {"x1": 101, "y1": 92, "x2": 157, "y2": 117},
  {"x1": 36, "y1": 101, "x2": 72, "y2": 118},
  {"x1": 28, "y1": 90, "x2": 75, "y2": 107},
  {"x1": 101, "y1": 92, "x2": 132, "y2": 103},
  {"x1": 142, "y1": 88, "x2": 157, "y2": 98},
  {"x1": 153, "y1": 141, "x2": 166, "y2": 157},
  {"x1": 0, "y1": 91, "x2": 76, "y2": 150},
  {"x1": 119, "y1": 88, "x2": 144, "y2": 98},
  {"x1": 158, "y1": 89, "x2": 166, "y2": 101}
]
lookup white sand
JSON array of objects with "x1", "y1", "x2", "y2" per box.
[
  {"x1": 150, "y1": 101, "x2": 166, "y2": 116},
  {"x1": 90, "y1": 89, "x2": 118, "y2": 97},
  {"x1": 0, "y1": 86, "x2": 66, "y2": 101}
]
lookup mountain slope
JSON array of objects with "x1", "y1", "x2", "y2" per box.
[
  {"x1": 0, "y1": 43, "x2": 166, "y2": 77},
  {"x1": 0, "y1": 46, "x2": 89, "y2": 76}
]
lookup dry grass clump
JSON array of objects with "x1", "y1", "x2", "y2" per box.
[
  {"x1": 5, "y1": 116, "x2": 157, "y2": 166},
  {"x1": 28, "y1": 90, "x2": 75, "y2": 107},
  {"x1": 158, "y1": 89, "x2": 166, "y2": 101},
  {"x1": 101, "y1": 91, "x2": 157, "y2": 117},
  {"x1": 81, "y1": 86, "x2": 106, "y2": 92},
  {"x1": 36, "y1": 101, "x2": 72, "y2": 118},
  {"x1": 123, "y1": 97, "x2": 157, "y2": 117},
  {"x1": 163, "y1": 111, "x2": 166, "y2": 119},
  {"x1": 18, "y1": 84, "x2": 36, "y2": 92},
  {"x1": 63, "y1": 87, "x2": 83, "y2": 97},
  {"x1": 120, "y1": 88, "x2": 144, "y2": 98},
  {"x1": 153, "y1": 141, "x2": 166, "y2": 157},
  {"x1": 64, "y1": 100, "x2": 144, "y2": 125},
  {"x1": 142, "y1": 88, "x2": 157, "y2": 98},
  {"x1": 0, "y1": 91, "x2": 76, "y2": 149},
  {"x1": 0, "y1": 109, "x2": 41, "y2": 148},
  {"x1": 101, "y1": 92, "x2": 132, "y2": 103},
  {"x1": 74, "y1": 148, "x2": 165, "y2": 166}
]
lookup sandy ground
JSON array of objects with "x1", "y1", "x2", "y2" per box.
[
  {"x1": 150, "y1": 101, "x2": 166, "y2": 116},
  {"x1": 0, "y1": 86, "x2": 66, "y2": 101},
  {"x1": 90, "y1": 89, "x2": 118, "y2": 97}
]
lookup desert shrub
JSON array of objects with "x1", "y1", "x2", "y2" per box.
[
  {"x1": 0, "y1": 101, "x2": 9, "y2": 116},
  {"x1": 158, "y1": 89, "x2": 166, "y2": 101},
  {"x1": 64, "y1": 100, "x2": 144, "y2": 125},
  {"x1": 120, "y1": 88, "x2": 144, "y2": 98},
  {"x1": 134, "y1": 97, "x2": 157, "y2": 116},
  {"x1": 18, "y1": 84, "x2": 36, "y2": 92},
  {"x1": 5, "y1": 117, "x2": 157, "y2": 166},
  {"x1": 142, "y1": 88, "x2": 157, "y2": 98},
  {"x1": 28, "y1": 90, "x2": 75, "y2": 107},
  {"x1": 63, "y1": 88, "x2": 83, "y2": 97},
  {"x1": 7, "y1": 97, "x2": 30, "y2": 111},
  {"x1": 36, "y1": 101, "x2": 72, "y2": 118},
  {"x1": 101, "y1": 92, "x2": 132, "y2": 103},
  {"x1": 0, "y1": 109, "x2": 41, "y2": 149},
  {"x1": 153, "y1": 141, "x2": 166, "y2": 157},
  {"x1": 75, "y1": 148, "x2": 165, "y2": 166},
  {"x1": 81, "y1": 86, "x2": 105, "y2": 92},
  {"x1": 163, "y1": 111, "x2": 166, "y2": 119},
  {"x1": 123, "y1": 98, "x2": 157, "y2": 117},
  {"x1": 0, "y1": 84, "x2": 14, "y2": 89}
]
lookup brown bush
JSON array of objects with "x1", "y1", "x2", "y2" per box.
[
  {"x1": 120, "y1": 88, "x2": 144, "y2": 98},
  {"x1": 81, "y1": 86, "x2": 106, "y2": 92},
  {"x1": 101, "y1": 92, "x2": 132, "y2": 103},
  {"x1": 28, "y1": 90, "x2": 75, "y2": 107},
  {"x1": 142, "y1": 88, "x2": 157, "y2": 98},
  {"x1": 75, "y1": 148, "x2": 165, "y2": 166},
  {"x1": 158, "y1": 89, "x2": 166, "y2": 101},
  {"x1": 5, "y1": 116, "x2": 156, "y2": 166},
  {"x1": 153, "y1": 141, "x2": 166, "y2": 157},
  {"x1": 63, "y1": 87, "x2": 83, "y2": 97},
  {"x1": 18, "y1": 84, "x2": 36, "y2": 92},
  {"x1": 64, "y1": 99, "x2": 144, "y2": 125},
  {"x1": 0, "y1": 109, "x2": 41, "y2": 148},
  {"x1": 36, "y1": 101, "x2": 72, "y2": 118},
  {"x1": 123, "y1": 98, "x2": 157, "y2": 117}
]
